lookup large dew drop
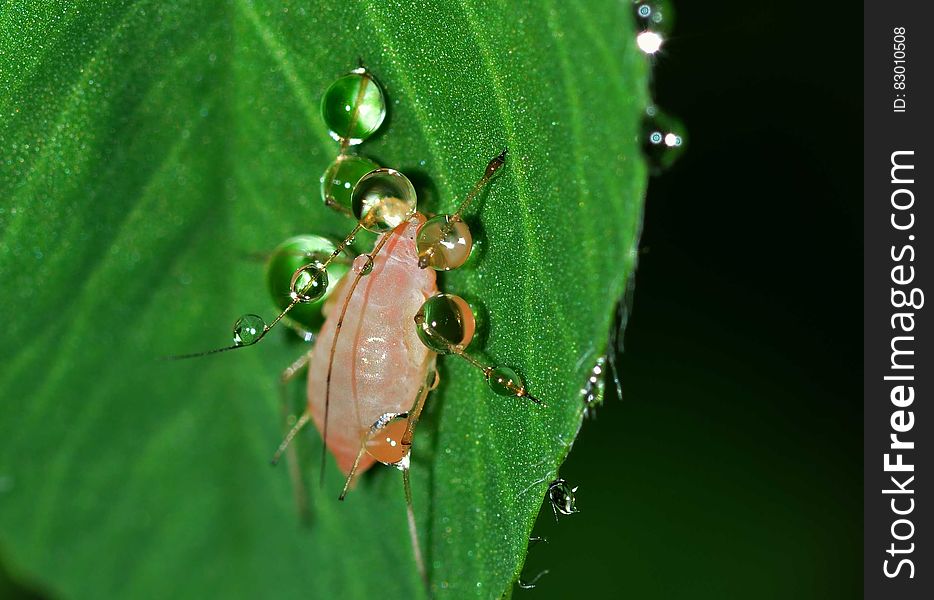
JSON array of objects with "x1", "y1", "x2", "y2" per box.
[
  {"x1": 414, "y1": 293, "x2": 476, "y2": 354},
  {"x1": 352, "y1": 168, "x2": 417, "y2": 233},
  {"x1": 320, "y1": 69, "x2": 386, "y2": 145},
  {"x1": 416, "y1": 214, "x2": 473, "y2": 271},
  {"x1": 321, "y1": 155, "x2": 380, "y2": 212},
  {"x1": 265, "y1": 235, "x2": 350, "y2": 332}
]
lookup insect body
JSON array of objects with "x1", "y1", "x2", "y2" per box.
[
  {"x1": 174, "y1": 65, "x2": 543, "y2": 588},
  {"x1": 307, "y1": 217, "x2": 436, "y2": 476}
]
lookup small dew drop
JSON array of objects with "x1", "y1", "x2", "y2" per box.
[
  {"x1": 486, "y1": 366, "x2": 524, "y2": 397},
  {"x1": 233, "y1": 314, "x2": 266, "y2": 346},
  {"x1": 352, "y1": 253, "x2": 374, "y2": 276},
  {"x1": 290, "y1": 263, "x2": 329, "y2": 303}
]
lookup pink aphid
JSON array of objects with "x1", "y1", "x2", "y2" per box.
[{"x1": 307, "y1": 216, "x2": 438, "y2": 477}]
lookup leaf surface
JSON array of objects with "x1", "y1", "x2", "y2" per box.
[{"x1": 0, "y1": 1, "x2": 647, "y2": 597}]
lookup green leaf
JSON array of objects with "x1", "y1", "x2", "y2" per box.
[{"x1": 0, "y1": 1, "x2": 647, "y2": 597}]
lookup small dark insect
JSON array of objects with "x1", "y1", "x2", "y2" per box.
[{"x1": 547, "y1": 478, "x2": 579, "y2": 520}]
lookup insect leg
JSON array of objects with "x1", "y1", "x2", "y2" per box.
[
  {"x1": 403, "y1": 465, "x2": 428, "y2": 589},
  {"x1": 274, "y1": 348, "x2": 315, "y2": 523},
  {"x1": 399, "y1": 364, "x2": 437, "y2": 589},
  {"x1": 338, "y1": 442, "x2": 368, "y2": 501}
]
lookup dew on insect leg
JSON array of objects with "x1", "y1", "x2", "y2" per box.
[
  {"x1": 485, "y1": 365, "x2": 525, "y2": 397},
  {"x1": 266, "y1": 235, "x2": 351, "y2": 332},
  {"x1": 233, "y1": 314, "x2": 266, "y2": 346},
  {"x1": 352, "y1": 168, "x2": 418, "y2": 233},
  {"x1": 414, "y1": 293, "x2": 476, "y2": 353},
  {"x1": 290, "y1": 263, "x2": 329, "y2": 303},
  {"x1": 320, "y1": 68, "x2": 386, "y2": 145},
  {"x1": 352, "y1": 253, "x2": 374, "y2": 275},
  {"x1": 416, "y1": 214, "x2": 473, "y2": 270},
  {"x1": 321, "y1": 155, "x2": 380, "y2": 211}
]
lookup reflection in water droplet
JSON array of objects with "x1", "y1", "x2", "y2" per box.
[
  {"x1": 320, "y1": 155, "x2": 379, "y2": 211},
  {"x1": 233, "y1": 314, "x2": 266, "y2": 346},
  {"x1": 547, "y1": 478, "x2": 579, "y2": 519},
  {"x1": 486, "y1": 365, "x2": 525, "y2": 397},
  {"x1": 415, "y1": 293, "x2": 475, "y2": 354},
  {"x1": 416, "y1": 214, "x2": 473, "y2": 271},
  {"x1": 641, "y1": 105, "x2": 687, "y2": 175}
]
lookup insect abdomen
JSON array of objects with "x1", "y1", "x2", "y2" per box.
[{"x1": 307, "y1": 217, "x2": 437, "y2": 474}]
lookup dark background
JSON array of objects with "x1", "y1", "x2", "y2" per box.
[
  {"x1": 0, "y1": 2, "x2": 862, "y2": 599},
  {"x1": 523, "y1": 2, "x2": 863, "y2": 598}
]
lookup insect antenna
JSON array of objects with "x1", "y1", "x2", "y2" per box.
[
  {"x1": 163, "y1": 296, "x2": 304, "y2": 360},
  {"x1": 417, "y1": 148, "x2": 508, "y2": 269}
]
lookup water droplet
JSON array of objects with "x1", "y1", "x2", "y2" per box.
[
  {"x1": 352, "y1": 168, "x2": 417, "y2": 233},
  {"x1": 415, "y1": 293, "x2": 475, "y2": 353},
  {"x1": 321, "y1": 155, "x2": 379, "y2": 212},
  {"x1": 233, "y1": 314, "x2": 265, "y2": 346},
  {"x1": 547, "y1": 478, "x2": 579, "y2": 517},
  {"x1": 416, "y1": 214, "x2": 473, "y2": 270},
  {"x1": 352, "y1": 253, "x2": 374, "y2": 275},
  {"x1": 486, "y1": 365, "x2": 525, "y2": 397},
  {"x1": 320, "y1": 69, "x2": 386, "y2": 145},
  {"x1": 365, "y1": 414, "x2": 410, "y2": 466},
  {"x1": 633, "y1": 1, "x2": 674, "y2": 32},
  {"x1": 265, "y1": 235, "x2": 350, "y2": 332},
  {"x1": 290, "y1": 263, "x2": 329, "y2": 303},
  {"x1": 641, "y1": 105, "x2": 686, "y2": 174}
]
